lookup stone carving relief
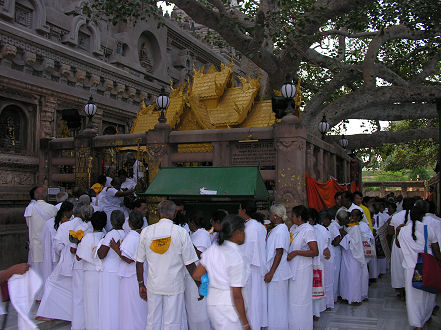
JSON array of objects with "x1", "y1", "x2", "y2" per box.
[{"x1": 0, "y1": 170, "x2": 34, "y2": 185}]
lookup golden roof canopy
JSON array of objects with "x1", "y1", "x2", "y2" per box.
[{"x1": 130, "y1": 62, "x2": 277, "y2": 134}]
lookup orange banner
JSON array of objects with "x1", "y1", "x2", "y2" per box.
[{"x1": 306, "y1": 173, "x2": 358, "y2": 211}]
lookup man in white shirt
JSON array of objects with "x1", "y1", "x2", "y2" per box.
[
  {"x1": 338, "y1": 191, "x2": 369, "y2": 227},
  {"x1": 24, "y1": 186, "x2": 58, "y2": 301},
  {"x1": 125, "y1": 152, "x2": 146, "y2": 183},
  {"x1": 238, "y1": 200, "x2": 267, "y2": 330},
  {"x1": 123, "y1": 199, "x2": 149, "y2": 233},
  {"x1": 134, "y1": 200, "x2": 198, "y2": 330}
]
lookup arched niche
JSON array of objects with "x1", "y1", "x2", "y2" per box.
[
  {"x1": 0, "y1": 103, "x2": 32, "y2": 154},
  {"x1": 138, "y1": 31, "x2": 161, "y2": 74},
  {"x1": 62, "y1": 16, "x2": 102, "y2": 55},
  {"x1": 10, "y1": 0, "x2": 49, "y2": 33}
]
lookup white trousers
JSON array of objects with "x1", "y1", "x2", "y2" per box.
[
  {"x1": 404, "y1": 269, "x2": 436, "y2": 327},
  {"x1": 288, "y1": 266, "x2": 313, "y2": 330},
  {"x1": 267, "y1": 280, "x2": 288, "y2": 329},
  {"x1": 367, "y1": 256, "x2": 378, "y2": 279},
  {"x1": 147, "y1": 291, "x2": 185, "y2": 330},
  {"x1": 207, "y1": 304, "x2": 242, "y2": 330},
  {"x1": 324, "y1": 258, "x2": 334, "y2": 309},
  {"x1": 361, "y1": 263, "x2": 369, "y2": 300},
  {"x1": 377, "y1": 257, "x2": 388, "y2": 275},
  {"x1": 72, "y1": 269, "x2": 85, "y2": 330}
]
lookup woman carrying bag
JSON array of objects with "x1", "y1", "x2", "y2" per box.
[{"x1": 397, "y1": 205, "x2": 441, "y2": 330}]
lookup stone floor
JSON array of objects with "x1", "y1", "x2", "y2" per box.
[{"x1": 1, "y1": 272, "x2": 440, "y2": 329}]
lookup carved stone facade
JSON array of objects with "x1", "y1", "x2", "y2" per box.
[{"x1": 0, "y1": 0, "x2": 247, "y2": 266}]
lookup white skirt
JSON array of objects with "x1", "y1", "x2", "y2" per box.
[
  {"x1": 207, "y1": 304, "x2": 242, "y2": 330},
  {"x1": 268, "y1": 280, "x2": 288, "y2": 329},
  {"x1": 99, "y1": 271, "x2": 120, "y2": 330},
  {"x1": 119, "y1": 274, "x2": 148, "y2": 330},
  {"x1": 244, "y1": 266, "x2": 267, "y2": 329},
  {"x1": 71, "y1": 269, "x2": 85, "y2": 330},
  {"x1": 404, "y1": 268, "x2": 436, "y2": 327},
  {"x1": 323, "y1": 258, "x2": 334, "y2": 309},
  {"x1": 184, "y1": 272, "x2": 211, "y2": 330},
  {"x1": 332, "y1": 247, "x2": 341, "y2": 301},
  {"x1": 37, "y1": 272, "x2": 72, "y2": 321},
  {"x1": 84, "y1": 270, "x2": 100, "y2": 330},
  {"x1": 391, "y1": 242, "x2": 405, "y2": 288},
  {"x1": 288, "y1": 266, "x2": 313, "y2": 330}
]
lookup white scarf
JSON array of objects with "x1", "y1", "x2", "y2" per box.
[
  {"x1": 346, "y1": 225, "x2": 366, "y2": 264},
  {"x1": 23, "y1": 200, "x2": 51, "y2": 220}
]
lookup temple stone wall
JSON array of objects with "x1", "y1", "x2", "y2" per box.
[{"x1": 0, "y1": 0, "x2": 246, "y2": 266}]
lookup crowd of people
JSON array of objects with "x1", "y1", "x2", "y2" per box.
[{"x1": 19, "y1": 176, "x2": 441, "y2": 330}]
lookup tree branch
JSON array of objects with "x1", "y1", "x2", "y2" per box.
[
  {"x1": 307, "y1": 85, "x2": 441, "y2": 131},
  {"x1": 374, "y1": 63, "x2": 409, "y2": 86},
  {"x1": 347, "y1": 103, "x2": 438, "y2": 120},
  {"x1": 320, "y1": 29, "x2": 379, "y2": 38},
  {"x1": 363, "y1": 25, "x2": 441, "y2": 87},
  {"x1": 411, "y1": 51, "x2": 441, "y2": 84},
  {"x1": 328, "y1": 127, "x2": 439, "y2": 149}
]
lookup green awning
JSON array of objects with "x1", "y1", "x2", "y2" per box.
[{"x1": 143, "y1": 166, "x2": 270, "y2": 199}]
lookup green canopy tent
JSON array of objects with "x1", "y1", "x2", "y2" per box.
[{"x1": 141, "y1": 166, "x2": 272, "y2": 216}]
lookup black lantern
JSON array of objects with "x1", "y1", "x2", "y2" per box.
[
  {"x1": 318, "y1": 115, "x2": 330, "y2": 139},
  {"x1": 339, "y1": 134, "x2": 349, "y2": 149},
  {"x1": 84, "y1": 96, "x2": 97, "y2": 128},
  {"x1": 156, "y1": 87, "x2": 170, "y2": 123}
]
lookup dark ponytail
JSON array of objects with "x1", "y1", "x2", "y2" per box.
[
  {"x1": 403, "y1": 197, "x2": 416, "y2": 225},
  {"x1": 292, "y1": 205, "x2": 309, "y2": 223},
  {"x1": 54, "y1": 201, "x2": 74, "y2": 230},
  {"x1": 218, "y1": 214, "x2": 244, "y2": 245},
  {"x1": 410, "y1": 205, "x2": 425, "y2": 241}
]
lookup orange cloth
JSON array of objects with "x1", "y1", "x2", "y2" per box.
[{"x1": 306, "y1": 173, "x2": 358, "y2": 211}]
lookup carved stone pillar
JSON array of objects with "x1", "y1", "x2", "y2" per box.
[
  {"x1": 146, "y1": 123, "x2": 171, "y2": 224},
  {"x1": 213, "y1": 142, "x2": 231, "y2": 167},
  {"x1": 74, "y1": 128, "x2": 97, "y2": 191},
  {"x1": 274, "y1": 114, "x2": 307, "y2": 214},
  {"x1": 306, "y1": 142, "x2": 314, "y2": 177},
  {"x1": 317, "y1": 148, "x2": 324, "y2": 181},
  {"x1": 40, "y1": 96, "x2": 57, "y2": 138}
]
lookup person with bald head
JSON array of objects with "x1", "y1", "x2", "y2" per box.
[{"x1": 24, "y1": 186, "x2": 58, "y2": 301}]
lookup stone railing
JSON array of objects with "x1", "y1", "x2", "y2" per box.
[
  {"x1": 44, "y1": 115, "x2": 355, "y2": 212},
  {"x1": 362, "y1": 180, "x2": 427, "y2": 198}
]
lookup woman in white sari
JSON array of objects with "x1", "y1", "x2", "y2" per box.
[
  {"x1": 39, "y1": 202, "x2": 73, "y2": 300},
  {"x1": 76, "y1": 211, "x2": 107, "y2": 330},
  {"x1": 287, "y1": 205, "x2": 318, "y2": 330},
  {"x1": 338, "y1": 210, "x2": 366, "y2": 305},
  {"x1": 36, "y1": 201, "x2": 74, "y2": 321},
  {"x1": 308, "y1": 208, "x2": 331, "y2": 319},
  {"x1": 185, "y1": 211, "x2": 212, "y2": 330},
  {"x1": 397, "y1": 205, "x2": 441, "y2": 330},
  {"x1": 97, "y1": 210, "x2": 127, "y2": 330},
  {"x1": 265, "y1": 204, "x2": 291, "y2": 329},
  {"x1": 389, "y1": 198, "x2": 414, "y2": 298},
  {"x1": 192, "y1": 214, "x2": 250, "y2": 330},
  {"x1": 110, "y1": 210, "x2": 148, "y2": 330}
]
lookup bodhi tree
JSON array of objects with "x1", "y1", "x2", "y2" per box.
[{"x1": 83, "y1": 0, "x2": 440, "y2": 147}]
